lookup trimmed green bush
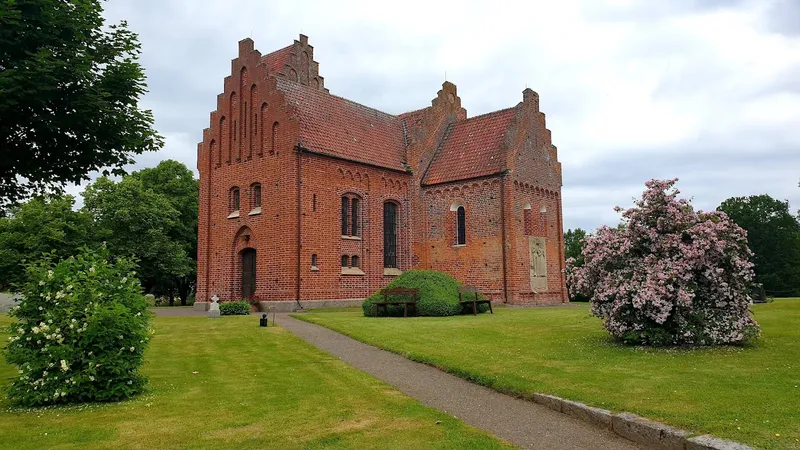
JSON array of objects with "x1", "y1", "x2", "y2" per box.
[
  {"x1": 3, "y1": 246, "x2": 150, "y2": 406},
  {"x1": 220, "y1": 301, "x2": 250, "y2": 316},
  {"x1": 362, "y1": 270, "x2": 489, "y2": 317}
]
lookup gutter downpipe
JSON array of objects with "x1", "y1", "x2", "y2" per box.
[{"x1": 295, "y1": 144, "x2": 304, "y2": 310}]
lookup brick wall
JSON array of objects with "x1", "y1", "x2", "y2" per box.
[
  {"x1": 418, "y1": 178, "x2": 507, "y2": 301},
  {"x1": 197, "y1": 37, "x2": 567, "y2": 306}
]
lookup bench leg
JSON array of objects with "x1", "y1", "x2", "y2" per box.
[
  {"x1": 488, "y1": 301, "x2": 494, "y2": 314},
  {"x1": 403, "y1": 303, "x2": 408, "y2": 318},
  {"x1": 472, "y1": 301, "x2": 477, "y2": 316}
]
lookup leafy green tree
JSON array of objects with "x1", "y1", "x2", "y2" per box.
[
  {"x1": 0, "y1": 0, "x2": 162, "y2": 207},
  {"x1": 129, "y1": 160, "x2": 198, "y2": 304},
  {"x1": 82, "y1": 176, "x2": 193, "y2": 303},
  {"x1": 564, "y1": 228, "x2": 587, "y2": 266},
  {"x1": 718, "y1": 195, "x2": 800, "y2": 297},
  {"x1": 564, "y1": 228, "x2": 589, "y2": 302},
  {"x1": 0, "y1": 195, "x2": 92, "y2": 290}
]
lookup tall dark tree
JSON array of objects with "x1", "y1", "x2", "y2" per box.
[
  {"x1": 0, "y1": 0, "x2": 163, "y2": 207},
  {"x1": 0, "y1": 194, "x2": 92, "y2": 290},
  {"x1": 129, "y1": 160, "x2": 198, "y2": 304},
  {"x1": 718, "y1": 195, "x2": 800, "y2": 297}
]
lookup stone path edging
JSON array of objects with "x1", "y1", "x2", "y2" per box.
[
  {"x1": 288, "y1": 313, "x2": 755, "y2": 450},
  {"x1": 530, "y1": 394, "x2": 753, "y2": 450}
]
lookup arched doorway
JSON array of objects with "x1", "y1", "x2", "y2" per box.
[{"x1": 241, "y1": 248, "x2": 256, "y2": 299}]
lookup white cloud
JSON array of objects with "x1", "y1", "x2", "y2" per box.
[{"x1": 94, "y1": 0, "x2": 799, "y2": 231}]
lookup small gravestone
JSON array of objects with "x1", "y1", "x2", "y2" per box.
[{"x1": 208, "y1": 295, "x2": 220, "y2": 319}]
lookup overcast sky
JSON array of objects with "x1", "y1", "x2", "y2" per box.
[{"x1": 77, "y1": 0, "x2": 800, "y2": 231}]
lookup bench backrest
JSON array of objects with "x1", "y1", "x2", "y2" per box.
[
  {"x1": 381, "y1": 287, "x2": 419, "y2": 302},
  {"x1": 458, "y1": 286, "x2": 480, "y2": 294}
]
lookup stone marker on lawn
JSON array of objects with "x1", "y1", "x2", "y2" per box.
[{"x1": 208, "y1": 295, "x2": 220, "y2": 319}]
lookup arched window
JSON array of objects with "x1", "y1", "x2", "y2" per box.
[
  {"x1": 271, "y1": 122, "x2": 279, "y2": 154},
  {"x1": 456, "y1": 206, "x2": 466, "y2": 245},
  {"x1": 250, "y1": 183, "x2": 262, "y2": 212},
  {"x1": 351, "y1": 198, "x2": 359, "y2": 236},
  {"x1": 351, "y1": 255, "x2": 359, "y2": 268},
  {"x1": 311, "y1": 254, "x2": 318, "y2": 267},
  {"x1": 383, "y1": 202, "x2": 398, "y2": 268},
  {"x1": 341, "y1": 197, "x2": 349, "y2": 235},
  {"x1": 341, "y1": 194, "x2": 361, "y2": 237},
  {"x1": 341, "y1": 255, "x2": 349, "y2": 267},
  {"x1": 229, "y1": 187, "x2": 240, "y2": 217}
]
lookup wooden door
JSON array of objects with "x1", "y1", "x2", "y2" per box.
[{"x1": 241, "y1": 249, "x2": 256, "y2": 299}]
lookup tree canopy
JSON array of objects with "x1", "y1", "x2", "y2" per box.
[
  {"x1": 0, "y1": 0, "x2": 162, "y2": 207},
  {"x1": 718, "y1": 194, "x2": 800, "y2": 297},
  {"x1": 564, "y1": 228, "x2": 587, "y2": 267},
  {"x1": 81, "y1": 168, "x2": 195, "y2": 304},
  {"x1": 0, "y1": 194, "x2": 92, "y2": 290}
]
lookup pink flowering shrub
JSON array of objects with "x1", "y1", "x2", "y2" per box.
[{"x1": 567, "y1": 179, "x2": 760, "y2": 346}]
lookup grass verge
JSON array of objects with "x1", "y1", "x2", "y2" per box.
[
  {"x1": 295, "y1": 299, "x2": 800, "y2": 449},
  {"x1": 0, "y1": 314, "x2": 512, "y2": 450}
]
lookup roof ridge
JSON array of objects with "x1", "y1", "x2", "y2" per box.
[
  {"x1": 398, "y1": 107, "x2": 427, "y2": 118},
  {"x1": 275, "y1": 77, "x2": 399, "y2": 121},
  {"x1": 420, "y1": 122, "x2": 455, "y2": 185},
  {"x1": 262, "y1": 44, "x2": 293, "y2": 59},
  {"x1": 459, "y1": 106, "x2": 517, "y2": 123}
]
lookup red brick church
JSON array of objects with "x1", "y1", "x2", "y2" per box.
[{"x1": 194, "y1": 35, "x2": 567, "y2": 311}]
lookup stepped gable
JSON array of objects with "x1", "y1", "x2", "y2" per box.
[
  {"x1": 422, "y1": 107, "x2": 517, "y2": 186},
  {"x1": 275, "y1": 77, "x2": 407, "y2": 171}
]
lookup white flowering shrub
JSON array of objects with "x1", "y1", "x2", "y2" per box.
[{"x1": 4, "y1": 246, "x2": 150, "y2": 406}]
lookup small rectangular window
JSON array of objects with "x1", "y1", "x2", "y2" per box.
[
  {"x1": 253, "y1": 185, "x2": 261, "y2": 208},
  {"x1": 341, "y1": 255, "x2": 349, "y2": 267},
  {"x1": 312, "y1": 193, "x2": 317, "y2": 212},
  {"x1": 311, "y1": 254, "x2": 317, "y2": 266},
  {"x1": 232, "y1": 189, "x2": 240, "y2": 212},
  {"x1": 351, "y1": 255, "x2": 359, "y2": 268}
]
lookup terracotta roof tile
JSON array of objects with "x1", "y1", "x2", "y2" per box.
[
  {"x1": 276, "y1": 78, "x2": 407, "y2": 170},
  {"x1": 422, "y1": 108, "x2": 517, "y2": 185},
  {"x1": 261, "y1": 45, "x2": 292, "y2": 74}
]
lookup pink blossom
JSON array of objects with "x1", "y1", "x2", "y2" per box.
[{"x1": 567, "y1": 178, "x2": 760, "y2": 346}]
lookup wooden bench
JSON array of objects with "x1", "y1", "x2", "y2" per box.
[
  {"x1": 374, "y1": 287, "x2": 419, "y2": 318},
  {"x1": 458, "y1": 286, "x2": 493, "y2": 315}
]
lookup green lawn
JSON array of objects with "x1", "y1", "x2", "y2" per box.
[
  {"x1": 296, "y1": 300, "x2": 800, "y2": 449},
  {"x1": 0, "y1": 314, "x2": 512, "y2": 450}
]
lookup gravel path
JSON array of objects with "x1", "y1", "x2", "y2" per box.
[{"x1": 278, "y1": 314, "x2": 644, "y2": 450}]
